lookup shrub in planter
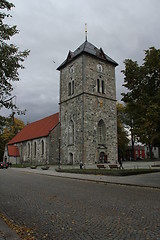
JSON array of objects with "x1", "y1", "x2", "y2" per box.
[
  {"x1": 41, "y1": 166, "x2": 50, "y2": 170},
  {"x1": 30, "y1": 165, "x2": 37, "y2": 169}
]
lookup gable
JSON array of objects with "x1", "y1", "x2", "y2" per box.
[
  {"x1": 57, "y1": 40, "x2": 118, "y2": 70},
  {"x1": 8, "y1": 145, "x2": 20, "y2": 157}
]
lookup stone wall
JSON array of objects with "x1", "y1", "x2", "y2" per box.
[
  {"x1": 48, "y1": 123, "x2": 60, "y2": 164},
  {"x1": 60, "y1": 53, "x2": 118, "y2": 164},
  {"x1": 9, "y1": 124, "x2": 60, "y2": 165}
]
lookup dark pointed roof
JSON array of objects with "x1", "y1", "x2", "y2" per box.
[{"x1": 57, "y1": 40, "x2": 118, "y2": 70}]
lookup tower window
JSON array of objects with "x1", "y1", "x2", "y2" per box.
[
  {"x1": 97, "y1": 78, "x2": 105, "y2": 94},
  {"x1": 97, "y1": 120, "x2": 106, "y2": 144},
  {"x1": 102, "y1": 80, "x2": 105, "y2": 94},
  {"x1": 72, "y1": 81, "x2": 74, "y2": 95},
  {"x1": 68, "y1": 82, "x2": 71, "y2": 96},
  {"x1": 68, "y1": 79, "x2": 75, "y2": 96},
  {"x1": 68, "y1": 120, "x2": 74, "y2": 145},
  {"x1": 97, "y1": 79, "x2": 100, "y2": 93}
]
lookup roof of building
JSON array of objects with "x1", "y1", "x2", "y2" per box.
[
  {"x1": 8, "y1": 145, "x2": 20, "y2": 157},
  {"x1": 127, "y1": 145, "x2": 145, "y2": 150},
  {"x1": 57, "y1": 40, "x2": 118, "y2": 70},
  {"x1": 8, "y1": 112, "x2": 59, "y2": 145}
]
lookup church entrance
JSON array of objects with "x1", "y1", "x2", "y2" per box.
[
  {"x1": 99, "y1": 151, "x2": 107, "y2": 163},
  {"x1": 68, "y1": 152, "x2": 73, "y2": 165}
]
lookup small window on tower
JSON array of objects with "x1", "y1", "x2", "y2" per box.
[
  {"x1": 102, "y1": 80, "x2": 105, "y2": 94},
  {"x1": 97, "y1": 79, "x2": 100, "y2": 93},
  {"x1": 72, "y1": 81, "x2": 74, "y2": 95},
  {"x1": 68, "y1": 82, "x2": 71, "y2": 96}
]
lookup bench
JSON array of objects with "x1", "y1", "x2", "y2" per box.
[
  {"x1": 109, "y1": 164, "x2": 119, "y2": 169},
  {"x1": 97, "y1": 164, "x2": 106, "y2": 169}
]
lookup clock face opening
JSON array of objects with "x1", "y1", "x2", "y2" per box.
[
  {"x1": 69, "y1": 65, "x2": 74, "y2": 74},
  {"x1": 97, "y1": 64, "x2": 103, "y2": 72}
]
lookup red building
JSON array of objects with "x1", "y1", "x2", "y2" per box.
[{"x1": 126, "y1": 145, "x2": 145, "y2": 161}]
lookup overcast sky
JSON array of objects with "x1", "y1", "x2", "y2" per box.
[{"x1": 1, "y1": 0, "x2": 160, "y2": 123}]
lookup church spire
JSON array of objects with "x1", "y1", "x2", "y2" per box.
[{"x1": 85, "y1": 23, "x2": 87, "y2": 41}]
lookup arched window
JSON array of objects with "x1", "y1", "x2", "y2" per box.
[
  {"x1": 68, "y1": 82, "x2": 71, "y2": 96},
  {"x1": 72, "y1": 80, "x2": 74, "y2": 94},
  {"x1": 34, "y1": 142, "x2": 36, "y2": 156},
  {"x1": 102, "y1": 80, "x2": 105, "y2": 94},
  {"x1": 97, "y1": 79, "x2": 100, "y2": 92},
  {"x1": 28, "y1": 143, "x2": 30, "y2": 157},
  {"x1": 69, "y1": 152, "x2": 73, "y2": 165},
  {"x1": 68, "y1": 120, "x2": 74, "y2": 145},
  {"x1": 97, "y1": 120, "x2": 106, "y2": 144},
  {"x1": 42, "y1": 140, "x2": 44, "y2": 155}
]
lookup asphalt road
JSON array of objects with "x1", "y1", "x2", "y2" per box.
[{"x1": 0, "y1": 169, "x2": 160, "y2": 240}]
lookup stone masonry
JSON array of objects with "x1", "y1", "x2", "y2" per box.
[{"x1": 58, "y1": 41, "x2": 118, "y2": 164}]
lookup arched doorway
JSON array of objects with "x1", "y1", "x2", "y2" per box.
[
  {"x1": 68, "y1": 152, "x2": 73, "y2": 165},
  {"x1": 99, "y1": 151, "x2": 107, "y2": 163}
]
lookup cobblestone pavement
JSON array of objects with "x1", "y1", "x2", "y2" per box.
[{"x1": 0, "y1": 169, "x2": 160, "y2": 240}]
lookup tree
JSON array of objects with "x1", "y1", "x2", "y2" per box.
[
  {"x1": 0, "y1": 116, "x2": 25, "y2": 159},
  {"x1": 0, "y1": 0, "x2": 30, "y2": 110},
  {"x1": 117, "y1": 103, "x2": 129, "y2": 160},
  {"x1": 121, "y1": 47, "x2": 160, "y2": 159}
]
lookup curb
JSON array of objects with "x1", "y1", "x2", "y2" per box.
[{"x1": 14, "y1": 168, "x2": 160, "y2": 190}]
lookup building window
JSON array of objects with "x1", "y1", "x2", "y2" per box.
[
  {"x1": 68, "y1": 120, "x2": 74, "y2": 145},
  {"x1": 72, "y1": 81, "x2": 74, "y2": 95},
  {"x1": 28, "y1": 143, "x2": 30, "y2": 157},
  {"x1": 34, "y1": 142, "x2": 36, "y2": 156},
  {"x1": 68, "y1": 82, "x2": 71, "y2": 96},
  {"x1": 102, "y1": 80, "x2": 105, "y2": 94},
  {"x1": 69, "y1": 65, "x2": 74, "y2": 74},
  {"x1": 97, "y1": 78, "x2": 105, "y2": 94},
  {"x1": 97, "y1": 119, "x2": 106, "y2": 144},
  {"x1": 68, "y1": 78, "x2": 74, "y2": 96},
  {"x1": 97, "y1": 79, "x2": 100, "y2": 92},
  {"x1": 69, "y1": 152, "x2": 73, "y2": 164},
  {"x1": 42, "y1": 140, "x2": 44, "y2": 155}
]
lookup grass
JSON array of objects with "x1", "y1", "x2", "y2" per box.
[{"x1": 56, "y1": 168, "x2": 160, "y2": 176}]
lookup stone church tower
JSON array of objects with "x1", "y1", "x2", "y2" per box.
[{"x1": 57, "y1": 40, "x2": 118, "y2": 165}]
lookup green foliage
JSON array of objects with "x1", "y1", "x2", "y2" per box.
[
  {"x1": 0, "y1": 116, "x2": 25, "y2": 159},
  {"x1": 121, "y1": 47, "x2": 160, "y2": 156},
  {"x1": 117, "y1": 103, "x2": 129, "y2": 158},
  {"x1": 0, "y1": 0, "x2": 30, "y2": 110}
]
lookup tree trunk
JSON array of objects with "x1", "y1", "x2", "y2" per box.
[{"x1": 148, "y1": 143, "x2": 153, "y2": 160}]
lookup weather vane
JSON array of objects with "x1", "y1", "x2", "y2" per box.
[{"x1": 85, "y1": 23, "x2": 87, "y2": 41}]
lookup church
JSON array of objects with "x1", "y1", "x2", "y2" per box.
[{"x1": 5, "y1": 39, "x2": 118, "y2": 165}]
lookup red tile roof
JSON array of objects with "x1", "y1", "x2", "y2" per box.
[
  {"x1": 8, "y1": 145, "x2": 20, "y2": 157},
  {"x1": 8, "y1": 113, "x2": 59, "y2": 144}
]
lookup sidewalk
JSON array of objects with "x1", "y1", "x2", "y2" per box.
[
  {"x1": 0, "y1": 217, "x2": 20, "y2": 240},
  {"x1": 11, "y1": 161, "x2": 160, "y2": 189}
]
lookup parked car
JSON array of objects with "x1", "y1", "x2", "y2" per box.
[{"x1": 0, "y1": 162, "x2": 8, "y2": 169}]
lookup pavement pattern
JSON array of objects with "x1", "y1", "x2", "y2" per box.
[{"x1": 0, "y1": 163, "x2": 160, "y2": 240}]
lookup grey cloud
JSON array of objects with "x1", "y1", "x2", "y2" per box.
[{"x1": 1, "y1": 0, "x2": 160, "y2": 123}]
